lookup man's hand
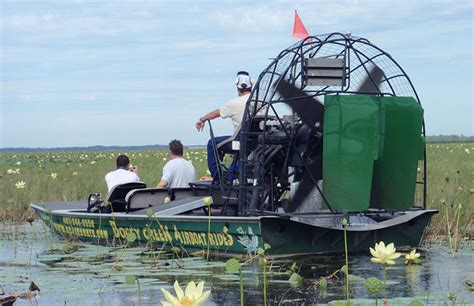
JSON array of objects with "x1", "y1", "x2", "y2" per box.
[
  {"x1": 195, "y1": 119, "x2": 205, "y2": 131},
  {"x1": 156, "y1": 179, "x2": 168, "y2": 188},
  {"x1": 129, "y1": 164, "x2": 138, "y2": 174},
  {"x1": 195, "y1": 109, "x2": 221, "y2": 131}
]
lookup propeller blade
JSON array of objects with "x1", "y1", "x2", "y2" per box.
[
  {"x1": 275, "y1": 79, "x2": 324, "y2": 130},
  {"x1": 356, "y1": 65, "x2": 384, "y2": 94},
  {"x1": 287, "y1": 161, "x2": 322, "y2": 212}
]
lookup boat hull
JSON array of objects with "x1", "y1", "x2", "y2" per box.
[
  {"x1": 31, "y1": 202, "x2": 437, "y2": 256},
  {"x1": 261, "y1": 211, "x2": 437, "y2": 255}
]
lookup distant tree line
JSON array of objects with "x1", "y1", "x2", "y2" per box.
[
  {"x1": 426, "y1": 135, "x2": 474, "y2": 143},
  {"x1": 2, "y1": 136, "x2": 473, "y2": 153},
  {"x1": 0, "y1": 144, "x2": 205, "y2": 153}
]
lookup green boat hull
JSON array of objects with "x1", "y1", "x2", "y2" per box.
[{"x1": 31, "y1": 201, "x2": 437, "y2": 256}]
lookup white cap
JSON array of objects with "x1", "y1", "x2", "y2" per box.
[{"x1": 236, "y1": 71, "x2": 252, "y2": 89}]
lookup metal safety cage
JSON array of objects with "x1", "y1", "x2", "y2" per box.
[{"x1": 238, "y1": 32, "x2": 427, "y2": 216}]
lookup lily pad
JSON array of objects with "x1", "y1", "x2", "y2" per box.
[
  {"x1": 288, "y1": 272, "x2": 304, "y2": 287},
  {"x1": 225, "y1": 258, "x2": 241, "y2": 273},
  {"x1": 125, "y1": 275, "x2": 136, "y2": 284}
]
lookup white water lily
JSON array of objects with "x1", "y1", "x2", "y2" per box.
[
  {"x1": 405, "y1": 249, "x2": 421, "y2": 264},
  {"x1": 161, "y1": 280, "x2": 210, "y2": 306},
  {"x1": 15, "y1": 181, "x2": 26, "y2": 189},
  {"x1": 50, "y1": 172, "x2": 58, "y2": 179},
  {"x1": 369, "y1": 241, "x2": 401, "y2": 265}
]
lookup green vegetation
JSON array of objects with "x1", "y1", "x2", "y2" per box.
[
  {"x1": 424, "y1": 143, "x2": 473, "y2": 240},
  {"x1": 0, "y1": 143, "x2": 472, "y2": 240},
  {"x1": 0, "y1": 149, "x2": 209, "y2": 220}
]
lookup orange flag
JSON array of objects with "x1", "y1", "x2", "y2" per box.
[{"x1": 292, "y1": 10, "x2": 311, "y2": 41}]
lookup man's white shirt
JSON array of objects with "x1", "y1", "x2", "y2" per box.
[
  {"x1": 105, "y1": 169, "x2": 140, "y2": 192},
  {"x1": 219, "y1": 94, "x2": 249, "y2": 132},
  {"x1": 161, "y1": 158, "x2": 196, "y2": 188}
]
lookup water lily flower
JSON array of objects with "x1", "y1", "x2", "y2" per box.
[
  {"x1": 50, "y1": 172, "x2": 58, "y2": 179},
  {"x1": 161, "y1": 280, "x2": 210, "y2": 306},
  {"x1": 369, "y1": 241, "x2": 401, "y2": 265},
  {"x1": 72, "y1": 172, "x2": 78, "y2": 176},
  {"x1": 405, "y1": 249, "x2": 421, "y2": 264},
  {"x1": 90, "y1": 161, "x2": 96, "y2": 164},
  {"x1": 16, "y1": 161, "x2": 21, "y2": 165},
  {"x1": 15, "y1": 181, "x2": 26, "y2": 189},
  {"x1": 7, "y1": 169, "x2": 14, "y2": 174},
  {"x1": 163, "y1": 157, "x2": 167, "y2": 161}
]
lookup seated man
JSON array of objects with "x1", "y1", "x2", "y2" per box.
[
  {"x1": 195, "y1": 71, "x2": 252, "y2": 179},
  {"x1": 156, "y1": 139, "x2": 196, "y2": 188},
  {"x1": 105, "y1": 154, "x2": 140, "y2": 192}
]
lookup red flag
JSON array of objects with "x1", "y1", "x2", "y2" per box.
[{"x1": 292, "y1": 10, "x2": 311, "y2": 41}]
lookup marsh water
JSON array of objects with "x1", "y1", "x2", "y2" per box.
[{"x1": 1, "y1": 222, "x2": 472, "y2": 305}]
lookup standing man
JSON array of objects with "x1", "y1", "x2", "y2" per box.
[
  {"x1": 105, "y1": 154, "x2": 140, "y2": 192},
  {"x1": 156, "y1": 139, "x2": 196, "y2": 188},
  {"x1": 195, "y1": 71, "x2": 252, "y2": 178}
]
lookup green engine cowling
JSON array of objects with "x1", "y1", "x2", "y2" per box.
[{"x1": 322, "y1": 95, "x2": 424, "y2": 212}]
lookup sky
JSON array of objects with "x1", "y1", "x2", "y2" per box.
[{"x1": 1, "y1": 0, "x2": 473, "y2": 148}]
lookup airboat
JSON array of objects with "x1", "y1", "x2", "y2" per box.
[{"x1": 32, "y1": 33, "x2": 437, "y2": 256}]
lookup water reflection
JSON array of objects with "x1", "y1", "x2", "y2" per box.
[{"x1": 1, "y1": 223, "x2": 472, "y2": 305}]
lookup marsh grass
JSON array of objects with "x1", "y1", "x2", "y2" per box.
[
  {"x1": 1, "y1": 143, "x2": 472, "y2": 239},
  {"x1": 0, "y1": 149, "x2": 209, "y2": 220},
  {"x1": 423, "y1": 143, "x2": 473, "y2": 239}
]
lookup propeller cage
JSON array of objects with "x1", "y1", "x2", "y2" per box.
[{"x1": 233, "y1": 32, "x2": 427, "y2": 216}]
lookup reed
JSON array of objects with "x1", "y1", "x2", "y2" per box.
[{"x1": 342, "y1": 218, "x2": 350, "y2": 302}]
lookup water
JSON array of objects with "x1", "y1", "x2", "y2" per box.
[{"x1": 1, "y1": 222, "x2": 473, "y2": 305}]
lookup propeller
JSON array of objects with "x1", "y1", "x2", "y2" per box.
[
  {"x1": 357, "y1": 65, "x2": 384, "y2": 94},
  {"x1": 275, "y1": 79, "x2": 324, "y2": 131},
  {"x1": 274, "y1": 63, "x2": 385, "y2": 211},
  {"x1": 285, "y1": 161, "x2": 322, "y2": 212}
]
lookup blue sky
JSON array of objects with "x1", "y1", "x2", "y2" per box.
[{"x1": 1, "y1": 0, "x2": 472, "y2": 148}]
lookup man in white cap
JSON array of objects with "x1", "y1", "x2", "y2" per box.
[{"x1": 195, "y1": 71, "x2": 252, "y2": 179}]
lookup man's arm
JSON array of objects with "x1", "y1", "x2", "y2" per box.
[
  {"x1": 157, "y1": 162, "x2": 171, "y2": 188},
  {"x1": 195, "y1": 109, "x2": 221, "y2": 131},
  {"x1": 156, "y1": 179, "x2": 168, "y2": 188}
]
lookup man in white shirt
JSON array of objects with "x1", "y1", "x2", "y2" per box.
[
  {"x1": 105, "y1": 154, "x2": 140, "y2": 192},
  {"x1": 156, "y1": 140, "x2": 196, "y2": 188},
  {"x1": 195, "y1": 71, "x2": 252, "y2": 178}
]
